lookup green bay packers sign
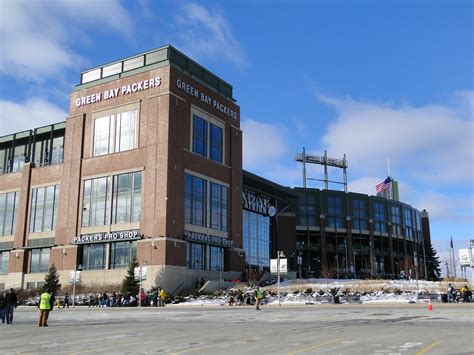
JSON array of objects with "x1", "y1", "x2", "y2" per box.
[{"x1": 242, "y1": 190, "x2": 276, "y2": 217}]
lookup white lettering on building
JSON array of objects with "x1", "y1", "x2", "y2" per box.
[
  {"x1": 75, "y1": 77, "x2": 161, "y2": 108},
  {"x1": 176, "y1": 79, "x2": 238, "y2": 120}
]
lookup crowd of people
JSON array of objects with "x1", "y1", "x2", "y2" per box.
[
  {"x1": 446, "y1": 283, "x2": 471, "y2": 303},
  {"x1": 74, "y1": 288, "x2": 168, "y2": 308}
]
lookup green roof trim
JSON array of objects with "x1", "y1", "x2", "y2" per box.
[{"x1": 75, "y1": 45, "x2": 235, "y2": 101}]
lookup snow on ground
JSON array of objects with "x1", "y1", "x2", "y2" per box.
[{"x1": 177, "y1": 279, "x2": 470, "y2": 305}]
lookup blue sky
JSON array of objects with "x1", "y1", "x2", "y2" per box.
[{"x1": 0, "y1": 0, "x2": 473, "y2": 274}]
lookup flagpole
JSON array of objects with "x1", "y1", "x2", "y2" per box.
[
  {"x1": 451, "y1": 237, "x2": 456, "y2": 278},
  {"x1": 387, "y1": 158, "x2": 391, "y2": 177}
]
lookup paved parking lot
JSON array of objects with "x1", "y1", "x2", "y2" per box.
[{"x1": 0, "y1": 303, "x2": 473, "y2": 354}]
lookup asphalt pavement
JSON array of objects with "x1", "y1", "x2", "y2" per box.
[{"x1": 0, "y1": 303, "x2": 473, "y2": 354}]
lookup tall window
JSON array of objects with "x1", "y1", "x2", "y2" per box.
[
  {"x1": 112, "y1": 172, "x2": 142, "y2": 224},
  {"x1": 110, "y1": 241, "x2": 137, "y2": 269},
  {"x1": 93, "y1": 109, "x2": 138, "y2": 156},
  {"x1": 391, "y1": 205, "x2": 402, "y2": 237},
  {"x1": 185, "y1": 174, "x2": 207, "y2": 227},
  {"x1": 30, "y1": 185, "x2": 60, "y2": 233},
  {"x1": 30, "y1": 248, "x2": 50, "y2": 273},
  {"x1": 209, "y1": 246, "x2": 224, "y2": 271},
  {"x1": 299, "y1": 194, "x2": 316, "y2": 226},
  {"x1": 373, "y1": 202, "x2": 387, "y2": 233},
  {"x1": 328, "y1": 195, "x2": 344, "y2": 228},
  {"x1": 192, "y1": 114, "x2": 223, "y2": 164},
  {"x1": 82, "y1": 177, "x2": 109, "y2": 227},
  {"x1": 0, "y1": 191, "x2": 19, "y2": 236},
  {"x1": 243, "y1": 210, "x2": 270, "y2": 267},
  {"x1": 0, "y1": 251, "x2": 9, "y2": 275},
  {"x1": 352, "y1": 199, "x2": 367, "y2": 230},
  {"x1": 404, "y1": 209, "x2": 414, "y2": 240},
  {"x1": 82, "y1": 243, "x2": 105, "y2": 270},
  {"x1": 11, "y1": 143, "x2": 27, "y2": 173},
  {"x1": 210, "y1": 182, "x2": 228, "y2": 231},
  {"x1": 187, "y1": 242, "x2": 205, "y2": 269}
]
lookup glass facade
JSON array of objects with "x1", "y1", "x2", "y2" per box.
[
  {"x1": 93, "y1": 109, "x2": 138, "y2": 156},
  {"x1": 352, "y1": 199, "x2": 368, "y2": 230},
  {"x1": 299, "y1": 194, "x2": 316, "y2": 226},
  {"x1": 0, "y1": 251, "x2": 9, "y2": 275},
  {"x1": 30, "y1": 248, "x2": 50, "y2": 273},
  {"x1": 82, "y1": 243, "x2": 106, "y2": 270},
  {"x1": 111, "y1": 172, "x2": 142, "y2": 224},
  {"x1": 243, "y1": 210, "x2": 270, "y2": 267},
  {"x1": 327, "y1": 195, "x2": 344, "y2": 228},
  {"x1": 185, "y1": 173, "x2": 228, "y2": 231},
  {"x1": 0, "y1": 191, "x2": 19, "y2": 236},
  {"x1": 209, "y1": 246, "x2": 224, "y2": 272},
  {"x1": 209, "y1": 182, "x2": 228, "y2": 231},
  {"x1": 391, "y1": 205, "x2": 402, "y2": 237},
  {"x1": 110, "y1": 241, "x2": 137, "y2": 269},
  {"x1": 30, "y1": 185, "x2": 60, "y2": 233},
  {"x1": 192, "y1": 114, "x2": 223, "y2": 164},
  {"x1": 82, "y1": 171, "x2": 142, "y2": 227},
  {"x1": 404, "y1": 208, "x2": 414, "y2": 240},
  {"x1": 187, "y1": 242, "x2": 205, "y2": 270},
  {"x1": 373, "y1": 201, "x2": 387, "y2": 233}
]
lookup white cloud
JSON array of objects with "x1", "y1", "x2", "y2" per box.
[
  {"x1": 0, "y1": 98, "x2": 67, "y2": 135},
  {"x1": 242, "y1": 118, "x2": 289, "y2": 169},
  {"x1": 0, "y1": 0, "x2": 132, "y2": 81},
  {"x1": 318, "y1": 93, "x2": 474, "y2": 185},
  {"x1": 173, "y1": 2, "x2": 246, "y2": 67}
]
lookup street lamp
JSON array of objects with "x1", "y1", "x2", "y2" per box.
[
  {"x1": 277, "y1": 251, "x2": 286, "y2": 306},
  {"x1": 72, "y1": 264, "x2": 83, "y2": 308}
]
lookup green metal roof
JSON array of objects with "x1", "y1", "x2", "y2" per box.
[{"x1": 76, "y1": 45, "x2": 235, "y2": 102}]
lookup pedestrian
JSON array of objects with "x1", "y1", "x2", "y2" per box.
[
  {"x1": 195, "y1": 278, "x2": 199, "y2": 289},
  {"x1": 112, "y1": 292, "x2": 117, "y2": 307},
  {"x1": 5, "y1": 288, "x2": 17, "y2": 324},
  {"x1": 447, "y1": 283, "x2": 454, "y2": 303},
  {"x1": 159, "y1": 288, "x2": 166, "y2": 307},
  {"x1": 63, "y1": 293, "x2": 70, "y2": 308},
  {"x1": 254, "y1": 286, "x2": 263, "y2": 310},
  {"x1": 0, "y1": 292, "x2": 6, "y2": 323},
  {"x1": 88, "y1": 294, "x2": 94, "y2": 307},
  {"x1": 38, "y1": 289, "x2": 52, "y2": 327},
  {"x1": 200, "y1": 277, "x2": 205, "y2": 289}
]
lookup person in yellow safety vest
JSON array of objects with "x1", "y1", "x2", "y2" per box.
[
  {"x1": 38, "y1": 290, "x2": 52, "y2": 327},
  {"x1": 159, "y1": 288, "x2": 166, "y2": 307},
  {"x1": 254, "y1": 287, "x2": 263, "y2": 310}
]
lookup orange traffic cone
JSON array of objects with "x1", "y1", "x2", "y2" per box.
[{"x1": 428, "y1": 300, "x2": 433, "y2": 311}]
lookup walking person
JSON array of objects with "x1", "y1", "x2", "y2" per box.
[
  {"x1": 5, "y1": 288, "x2": 17, "y2": 324},
  {"x1": 63, "y1": 293, "x2": 70, "y2": 308},
  {"x1": 159, "y1": 288, "x2": 166, "y2": 307},
  {"x1": 254, "y1": 286, "x2": 263, "y2": 310},
  {"x1": 38, "y1": 290, "x2": 52, "y2": 327},
  {"x1": 447, "y1": 283, "x2": 454, "y2": 303},
  {"x1": 0, "y1": 292, "x2": 6, "y2": 324}
]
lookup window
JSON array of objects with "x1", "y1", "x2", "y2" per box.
[
  {"x1": 328, "y1": 195, "x2": 344, "y2": 229},
  {"x1": 404, "y1": 209, "x2": 414, "y2": 240},
  {"x1": 210, "y1": 182, "x2": 228, "y2": 231},
  {"x1": 243, "y1": 210, "x2": 270, "y2": 267},
  {"x1": 373, "y1": 202, "x2": 387, "y2": 233},
  {"x1": 11, "y1": 143, "x2": 27, "y2": 173},
  {"x1": 110, "y1": 241, "x2": 137, "y2": 269},
  {"x1": 82, "y1": 243, "x2": 105, "y2": 270},
  {"x1": 0, "y1": 191, "x2": 19, "y2": 236},
  {"x1": 185, "y1": 174, "x2": 207, "y2": 227},
  {"x1": 192, "y1": 114, "x2": 223, "y2": 164},
  {"x1": 352, "y1": 199, "x2": 367, "y2": 230},
  {"x1": 30, "y1": 185, "x2": 60, "y2": 233},
  {"x1": 82, "y1": 177, "x2": 109, "y2": 227},
  {"x1": 112, "y1": 172, "x2": 142, "y2": 224},
  {"x1": 209, "y1": 246, "x2": 224, "y2": 271},
  {"x1": 93, "y1": 109, "x2": 138, "y2": 156},
  {"x1": 30, "y1": 248, "x2": 50, "y2": 273},
  {"x1": 0, "y1": 251, "x2": 9, "y2": 275},
  {"x1": 391, "y1": 205, "x2": 402, "y2": 237},
  {"x1": 187, "y1": 242, "x2": 205, "y2": 269},
  {"x1": 299, "y1": 194, "x2": 316, "y2": 226}
]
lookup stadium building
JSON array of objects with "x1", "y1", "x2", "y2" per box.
[{"x1": 0, "y1": 46, "x2": 431, "y2": 292}]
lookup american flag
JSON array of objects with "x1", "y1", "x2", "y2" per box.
[{"x1": 376, "y1": 177, "x2": 392, "y2": 193}]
